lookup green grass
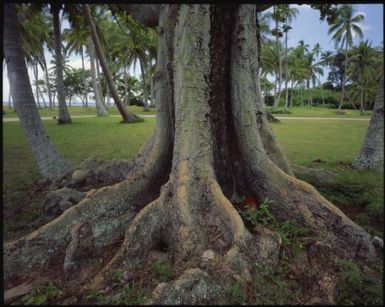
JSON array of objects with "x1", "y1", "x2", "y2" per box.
[
  {"x1": 3, "y1": 117, "x2": 156, "y2": 216},
  {"x1": 272, "y1": 119, "x2": 369, "y2": 166},
  {"x1": 2, "y1": 105, "x2": 157, "y2": 118},
  {"x1": 267, "y1": 106, "x2": 372, "y2": 118}
]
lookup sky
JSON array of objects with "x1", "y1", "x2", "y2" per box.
[{"x1": 2, "y1": 4, "x2": 384, "y2": 103}]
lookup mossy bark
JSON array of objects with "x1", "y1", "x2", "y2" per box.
[{"x1": 4, "y1": 4, "x2": 376, "y2": 304}]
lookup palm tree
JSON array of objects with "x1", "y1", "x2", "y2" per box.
[
  {"x1": 312, "y1": 43, "x2": 326, "y2": 105},
  {"x1": 4, "y1": 3, "x2": 71, "y2": 178},
  {"x1": 269, "y1": 6, "x2": 284, "y2": 107},
  {"x1": 83, "y1": 4, "x2": 140, "y2": 123},
  {"x1": 280, "y1": 5, "x2": 298, "y2": 108},
  {"x1": 87, "y1": 37, "x2": 108, "y2": 116},
  {"x1": 328, "y1": 4, "x2": 364, "y2": 109},
  {"x1": 349, "y1": 40, "x2": 376, "y2": 112},
  {"x1": 51, "y1": 3, "x2": 72, "y2": 123},
  {"x1": 63, "y1": 16, "x2": 90, "y2": 107}
]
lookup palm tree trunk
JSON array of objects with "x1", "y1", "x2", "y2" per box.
[
  {"x1": 290, "y1": 79, "x2": 294, "y2": 108},
  {"x1": 123, "y1": 60, "x2": 129, "y2": 105},
  {"x1": 81, "y1": 47, "x2": 88, "y2": 108},
  {"x1": 43, "y1": 56, "x2": 53, "y2": 110},
  {"x1": 284, "y1": 18, "x2": 289, "y2": 108},
  {"x1": 4, "y1": 3, "x2": 71, "y2": 178},
  {"x1": 319, "y1": 76, "x2": 325, "y2": 105},
  {"x1": 360, "y1": 71, "x2": 365, "y2": 113},
  {"x1": 52, "y1": 5, "x2": 71, "y2": 124},
  {"x1": 83, "y1": 4, "x2": 139, "y2": 123},
  {"x1": 338, "y1": 41, "x2": 349, "y2": 110},
  {"x1": 139, "y1": 57, "x2": 150, "y2": 111},
  {"x1": 307, "y1": 80, "x2": 310, "y2": 106},
  {"x1": 33, "y1": 63, "x2": 41, "y2": 109},
  {"x1": 88, "y1": 38, "x2": 108, "y2": 116}
]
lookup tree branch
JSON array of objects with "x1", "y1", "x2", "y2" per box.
[{"x1": 118, "y1": 4, "x2": 161, "y2": 27}]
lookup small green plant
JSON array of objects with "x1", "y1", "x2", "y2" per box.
[
  {"x1": 228, "y1": 282, "x2": 246, "y2": 305},
  {"x1": 269, "y1": 107, "x2": 292, "y2": 114},
  {"x1": 114, "y1": 283, "x2": 146, "y2": 305},
  {"x1": 21, "y1": 281, "x2": 60, "y2": 305},
  {"x1": 85, "y1": 290, "x2": 110, "y2": 304},
  {"x1": 239, "y1": 198, "x2": 275, "y2": 227},
  {"x1": 336, "y1": 259, "x2": 383, "y2": 305},
  {"x1": 150, "y1": 259, "x2": 175, "y2": 282}
]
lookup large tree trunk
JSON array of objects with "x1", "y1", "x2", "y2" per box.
[
  {"x1": 352, "y1": 75, "x2": 383, "y2": 171},
  {"x1": 52, "y1": 5, "x2": 72, "y2": 124},
  {"x1": 88, "y1": 38, "x2": 108, "y2": 117},
  {"x1": 4, "y1": 4, "x2": 72, "y2": 178},
  {"x1": 83, "y1": 4, "x2": 140, "y2": 123},
  {"x1": 4, "y1": 5, "x2": 376, "y2": 304}
]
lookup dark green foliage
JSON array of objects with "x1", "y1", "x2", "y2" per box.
[
  {"x1": 335, "y1": 259, "x2": 383, "y2": 305},
  {"x1": 150, "y1": 259, "x2": 175, "y2": 282},
  {"x1": 227, "y1": 282, "x2": 246, "y2": 305},
  {"x1": 21, "y1": 281, "x2": 60, "y2": 305}
]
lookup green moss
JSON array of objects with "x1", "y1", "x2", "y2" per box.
[{"x1": 21, "y1": 281, "x2": 60, "y2": 305}]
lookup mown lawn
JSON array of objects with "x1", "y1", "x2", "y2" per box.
[
  {"x1": 268, "y1": 106, "x2": 372, "y2": 117},
  {"x1": 2, "y1": 105, "x2": 157, "y2": 117},
  {"x1": 3, "y1": 115, "x2": 383, "y2": 239}
]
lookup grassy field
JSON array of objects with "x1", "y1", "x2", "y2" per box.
[
  {"x1": 3, "y1": 105, "x2": 371, "y2": 118},
  {"x1": 3, "y1": 113, "x2": 383, "y2": 304},
  {"x1": 2, "y1": 105, "x2": 157, "y2": 117},
  {"x1": 268, "y1": 106, "x2": 372, "y2": 117}
]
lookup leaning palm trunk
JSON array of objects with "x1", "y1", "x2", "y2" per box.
[
  {"x1": 81, "y1": 47, "x2": 88, "y2": 108},
  {"x1": 84, "y1": 4, "x2": 140, "y2": 123},
  {"x1": 4, "y1": 3, "x2": 71, "y2": 178},
  {"x1": 88, "y1": 38, "x2": 108, "y2": 116},
  {"x1": 52, "y1": 5, "x2": 72, "y2": 124}
]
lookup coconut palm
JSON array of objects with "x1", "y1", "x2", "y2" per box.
[
  {"x1": 4, "y1": 3, "x2": 71, "y2": 178},
  {"x1": 349, "y1": 40, "x2": 377, "y2": 112},
  {"x1": 83, "y1": 4, "x2": 140, "y2": 123},
  {"x1": 280, "y1": 5, "x2": 298, "y2": 108},
  {"x1": 328, "y1": 4, "x2": 364, "y2": 109},
  {"x1": 51, "y1": 4, "x2": 72, "y2": 123}
]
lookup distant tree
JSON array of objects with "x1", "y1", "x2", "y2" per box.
[{"x1": 328, "y1": 4, "x2": 364, "y2": 109}]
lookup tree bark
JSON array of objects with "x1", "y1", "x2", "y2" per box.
[
  {"x1": 352, "y1": 75, "x2": 383, "y2": 171},
  {"x1": 284, "y1": 18, "x2": 289, "y2": 108},
  {"x1": 43, "y1": 56, "x2": 53, "y2": 110},
  {"x1": 88, "y1": 38, "x2": 108, "y2": 117},
  {"x1": 338, "y1": 41, "x2": 349, "y2": 110},
  {"x1": 4, "y1": 5, "x2": 376, "y2": 304},
  {"x1": 52, "y1": 5, "x2": 72, "y2": 124},
  {"x1": 83, "y1": 4, "x2": 140, "y2": 123},
  {"x1": 139, "y1": 57, "x2": 150, "y2": 111},
  {"x1": 81, "y1": 47, "x2": 88, "y2": 108},
  {"x1": 4, "y1": 3, "x2": 72, "y2": 178}
]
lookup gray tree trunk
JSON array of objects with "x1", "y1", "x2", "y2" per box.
[
  {"x1": 52, "y1": 5, "x2": 72, "y2": 124},
  {"x1": 140, "y1": 57, "x2": 150, "y2": 111},
  {"x1": 43, "y1": 56, "x2": 53, "y2": 110},
  {"x1": 84, "y1": 4, "x2": 139, "y2": 123},
  {"x1": 352, "y1": 75, "x2": 383, "y2": 171},
  {"x1": 4, "y1": 3, "x2": 71, "y2": 178},
  {"x1": 284, "y1": 18, "x2": 289, "y2": 108},
  {"x1": 88, "y1": 38, "x2": 108, "y2": 116},
  {"x1": 338, "y1": 41, "x2": 349, "y2": 110},
  {"x1": 81, "y1": 47, "x2": 88, "y2": 108}
]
